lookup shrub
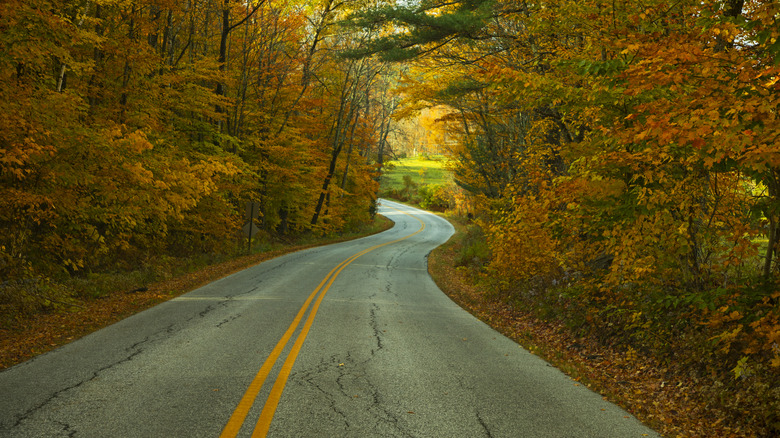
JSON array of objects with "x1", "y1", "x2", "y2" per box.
[{"x1": 419, "y1": 184, "x2": 450, "y2": 211}]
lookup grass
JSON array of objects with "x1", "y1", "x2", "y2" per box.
[{"x1": 380, "y1": 156, "x2": 452, "y2": 192}]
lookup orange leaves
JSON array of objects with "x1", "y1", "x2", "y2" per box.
[
  {"x1": 0, "y1": 0, "x2": 387, "y2": 326},
  {"x1": 394, "y1": 1, "x2": 780, "y2": 433}
]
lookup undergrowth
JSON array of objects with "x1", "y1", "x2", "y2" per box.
[
  {"x1": 430, "y1": 213, "x2": 780, "y2": 437},
  {"x1": 0, "y1": 216, "x2": 392, "y2": 329}
]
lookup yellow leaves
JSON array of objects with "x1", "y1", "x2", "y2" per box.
[
  {"x1": 731, "y1": 356, "x2": 751, "y2": 380},
  {"x1": 634, "y1": 129, "x2": 650, "y2": 142},
  {"x1": 63, "y1": 258, "x2": 84, "y2": 272},
  {"x1": 121, "y1": 162, "x2": 154, "y2": 185},
  {"x1": 726, "y1": 310, "x2": 743, "y2": 322},
  {"x1": 625, "y1": 346, "x2": 638, "y2": 362},
  {"x1": 712, "y1": 325, "x2": 743, "y2": 354},
  {"x1": 621, "y1": 43, "x2": 641, "y2": 55},
  {"x1": 121, "y1": 131, "x2": 154, "y2": 154},
  {"x1": 485, "y1": 189, "x2": 563, "y2": 283}
]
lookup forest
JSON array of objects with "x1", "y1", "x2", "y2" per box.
[
  {"x1": 351, "y1": 0, "x2": 780, "y2": 434},
  {"x1": 2, "y1": 0, "x2": 780, "y2": 435},
  {"x1": 1, "y1": 0, "x2": 399, "y2": 312}
]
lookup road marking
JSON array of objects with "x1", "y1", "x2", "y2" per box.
[
  {"x1": 350, "y1": 263, "x2": 428, "y2": 270},
  {"x1": 297, "y1": 262, "x2": 426, "y2": 270},
  {"x1": 172, "y1": 296, "x2": 290, "y2": 301},
  {"x1": 220, "y1": 206, "x2": 425, "y2": 438}
]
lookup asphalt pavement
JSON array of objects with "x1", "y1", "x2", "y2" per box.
[{"x1": 0, "y1": 199, "x2": 659, "y2": 437}]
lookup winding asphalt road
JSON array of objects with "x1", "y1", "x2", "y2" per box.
[{"x1": 0, "y1": 200, "x2": 659, "y2": 437}]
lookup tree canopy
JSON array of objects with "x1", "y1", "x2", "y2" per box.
[
  {"x1": 1, "y1": 0, "x2": 396, "y2": 310},
  {"x1": 350, "y1": 0, "x2": 780, "y2": 433},
  {"x1": 3, "y1": 0, "x2": 780, "y2": 433}
]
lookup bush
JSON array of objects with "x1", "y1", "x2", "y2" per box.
[
  {"x1": 0, "y1": 278, "x2": 72, "y2": 320},
  {"x1": 419, "y1": 184, "x2": 450, "y2": 211},
  {"x1": 456, "y1": 224, "x2": 490, "y2": 269}
]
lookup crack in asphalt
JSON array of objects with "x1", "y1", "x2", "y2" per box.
[
  {"x1": 214, "y1": 251, "x2": 309, "y2": 300},
  {"x1": 476, "y1": 410, "x2": 495, "y2": 438},
  {"x1": 383, "y1": 279, "x2": 397, "y2": 297},
  {"x1": 198, "y1": 304, "x2": 215, "y2": 318},
  {"x1": 360, "y1": 289, "x2": 415, "y2": 437},
  {"x1": 368, "y1": 303, "x2": 385, "y2": 355},
  {"x1": 195, "y1": 249, "x2": 331, "y2": 323},
  {"x1": 286, "y1": 301, "x2": 417, "y2": 438},
  {"x1": 331, "y1": 353, "x2": 354, "y2": 431},
  {"x1": 336, "y1": 360, "x2": 415, "y2": 438},
  {"x1": 384, "y1": 244, "x2": 418, "y2": 272},
  {"x1": 216, "y1": 314, "x2": 241, "y2": 328},
  {"x1": 294, "y1": 355, "x2": 352, "y2": 432},
  {"x1": 10, "y1": 325, "x2": 173, "y2": 431},
  {"x1": 54, "y1": 420, "x2": 77, "y2": 438}
]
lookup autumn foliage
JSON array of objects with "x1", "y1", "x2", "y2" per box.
[
  {"x1": 1, "y1": 0, "x2": 393, "y2": 315},
  {"x1": 351, "y1": 0, "x2": 780, "y2": 434}
]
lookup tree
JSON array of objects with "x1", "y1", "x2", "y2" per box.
[{"x1": 0, "y1": 0, "x2": 389, "y2": 311}]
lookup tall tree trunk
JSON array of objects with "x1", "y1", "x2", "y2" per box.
[
  {"x1": 340, "y1": 96, "x2": 366, "y2": 191},
  {"x1": 86, "y1": 4, "x2": 104, "y2": 108},
  {"x1": 216, "y1": 0, "x2": 264, "y2": 139},
  {"x1": 119, "y1": 4, "x2": 136, "y2": 123},
  {"x1": 216, "y1": 0, "x2": 230, "y2": 134},
  {"x1": 276, "y1": 0, "x2": 335, "y2": 135},
  {"x1": 232, "y1": 1, "x2": 254, "y2": 139},
  {"x1": 763, "y1": 174, "x2": 780, "y2": 279},
  {"x1": 312, "y1": 75, "x2": 355, "y2": 225},
  {"x1": 311, "y1": 152, "x2": 340, "y2": 225},
  {"x1": 763, "y1": 215, "x2": 777, "y2": 279},
  {"x1": 58, "y1": 1, "x2": 91, "y2": 92},
  {"x1": 715, "y1": 0, "x2": 744, "y2": 51},
  {"x1": 376, "y1": 117, "x2": 391, "y2": 171}
]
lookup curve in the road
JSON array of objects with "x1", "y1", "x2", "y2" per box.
[
  {"x1": 0, "y1": 200, "x2": 659, "y2": 438},
  {"x1": 221, "y1": 205, "x2": 426, "y2": 438}
]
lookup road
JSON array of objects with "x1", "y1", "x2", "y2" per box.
[{"x1": 0, "y1": 200, "x2": 659, "y2": 437}]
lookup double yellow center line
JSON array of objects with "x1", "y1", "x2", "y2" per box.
[{"x1": 220, "y1": 207, "x2": 425, "y2": 437}]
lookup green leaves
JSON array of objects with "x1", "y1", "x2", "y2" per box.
[{"x1": 341, "y1": 0, "x2": 495, "y2": 61}]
